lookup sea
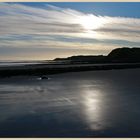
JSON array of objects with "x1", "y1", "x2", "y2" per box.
[
  {"x1": 0, "y1": 69, "x2": 140, "y2": 137},
  {"x1": 0, "y1": 60, "x2": 48, "y2": 67}
]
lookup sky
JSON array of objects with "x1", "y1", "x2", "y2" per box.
[{"x1": 0, "y1": 2, "x2": 140, "y2": 60}]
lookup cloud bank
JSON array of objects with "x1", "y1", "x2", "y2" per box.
[{"x1": 0, "y1": 3, "x2": 140, "y2": 60}]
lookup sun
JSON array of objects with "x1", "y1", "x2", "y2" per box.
[
  {"x1": 78, "y1": 15, "x2": 107, "y2": 30},
  {"x1": 74, "y1": 14, "x2": 108, "y2": 39}
]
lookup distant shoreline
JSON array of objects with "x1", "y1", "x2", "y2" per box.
[
  {"x1": 0, "y1": 63, "x2": 140, "y2": 78},
  {"x1": 1, "y1": 47, "x2": 140, "y2": 77}
]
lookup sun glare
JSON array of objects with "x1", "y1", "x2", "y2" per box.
[{"x1": 78, "y1": 15, "x2": 108, "y2": 30}]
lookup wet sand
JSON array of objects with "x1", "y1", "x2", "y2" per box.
[{"x1": 0, "y1": 69, "x2": 140, "y2": 137}]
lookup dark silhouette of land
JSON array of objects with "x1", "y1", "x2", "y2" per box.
[
  {"x1": 1, "y1": 47, "x2": 140, "y2": 77},
  {"x1": 55, "y1": 47, "x2": 140, "y2": 63}
]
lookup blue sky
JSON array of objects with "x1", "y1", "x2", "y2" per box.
[
  {"x1": 18, "y1": 2, "x2": 140, "y2": 18},
  {"x1": 0, "y1": 2, "x2": 140, "y2": 60}
]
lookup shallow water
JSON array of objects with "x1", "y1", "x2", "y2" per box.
[{"x1": 0, "y1": 69, "x2": 140, "y2": 137}]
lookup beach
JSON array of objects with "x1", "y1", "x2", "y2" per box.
[
  {"x1": 0, "y1": 68, "x2": 140, "y2": 137},
  {"x1": 1, "y1": 1, "x2": 140, "y2": 138}
]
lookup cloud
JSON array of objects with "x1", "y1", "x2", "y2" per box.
[{"x1": 0, "y1": 3, "x2": 140, "y2": 60}]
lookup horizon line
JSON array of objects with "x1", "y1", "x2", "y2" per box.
[{"x1": 1, "y1": 0, "x2": 140, "y2": 2}]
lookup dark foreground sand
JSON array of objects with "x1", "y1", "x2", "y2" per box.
[{"x1": 0, "y1": 63, "x2": 140, "y2": 77}]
